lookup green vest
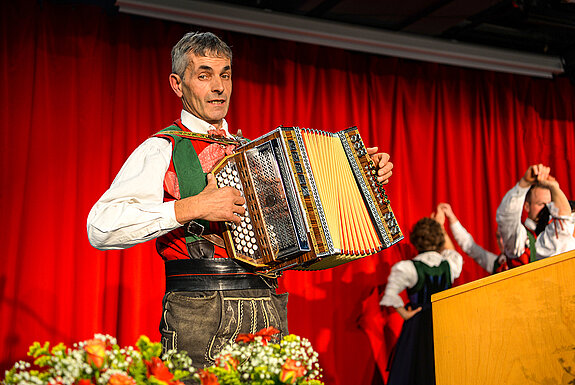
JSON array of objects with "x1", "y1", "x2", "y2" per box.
[{"x1": 154, "y1": 125, "x2": 209, "y2": 244}]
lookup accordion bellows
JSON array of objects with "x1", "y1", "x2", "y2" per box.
[{"x1": 212, "y1": 126, "x2": 402, "y2": 274}]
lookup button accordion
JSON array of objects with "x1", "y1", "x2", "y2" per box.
[{"x1": 212, "y1": 126, "x2": 402, "y2": 274}]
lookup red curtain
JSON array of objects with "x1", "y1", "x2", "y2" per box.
[{"x1": 1, "y1": 1, "x2": 574, "y2": 384}]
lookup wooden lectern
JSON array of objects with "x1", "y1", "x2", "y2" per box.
[{"x1": 432, "y1": 250, "x2": 575, "y2": 385}]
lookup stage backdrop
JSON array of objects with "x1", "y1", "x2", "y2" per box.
[{"x1": 1, "y1": 1, "x2": 574, "y2": 384}]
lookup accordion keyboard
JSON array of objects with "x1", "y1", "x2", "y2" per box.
[{"x1": 215, "y1": 160, "x2": 260, "y2": 258}]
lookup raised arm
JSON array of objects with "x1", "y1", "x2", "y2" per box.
[
  {"x1": 518, "y1": 164, "x2": 550, "y2": 189},
  {"x1": 495, "y1": 165, "x2": 545, "y2": 259},
  {"x1": 537, "y1": 176, "x2": 571, "y2": 217},
  {"x1": 431, "y1": 205, "x2": 455, "y2": 251},
  {"x1": 533, "y1": 176, "x2": 575, "y2": 259},
  {"x1": 439, "y1": 202, "x2": 499, "y2": 273}
]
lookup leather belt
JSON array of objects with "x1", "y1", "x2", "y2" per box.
[{"x1": 165, "y1": 258, "x2": 277, "y2": 292}]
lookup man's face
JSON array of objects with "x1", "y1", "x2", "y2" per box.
[
  {"x1": 172, "y1": 53, "x2": 232, "y2": 129},
  {"x1": 524, "y1": 187, "x2": 551, "y2": 222}
]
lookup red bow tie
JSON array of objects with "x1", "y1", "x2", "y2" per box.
[{"x1": 207, "y1": 128, "x2": 227, "y2": 138}]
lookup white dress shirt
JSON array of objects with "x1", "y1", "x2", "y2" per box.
[
  {"x1": 379, "y1": 249, "x2": 463, "y2": 308},
  {"x1": 86, "y1": 110, "x2": 231, "y2": 250},
  {"x1": 450, "y1": 221, "x2": 499, "y2": 273},
  {"x1": 496, "y1": 183, "x2": 575, "y2": 261}
]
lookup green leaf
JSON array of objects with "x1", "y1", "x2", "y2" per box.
[
  {"x1": 29, "y1": 341, "x2": 51, "y2": 358},
  {"x1": 136, "y1": 335, "x2": 162, "y2": 361}
]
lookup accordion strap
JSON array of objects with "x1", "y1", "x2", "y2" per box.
[{"x1": 164, "y1": 259, "x2": 277, "y2": 292}]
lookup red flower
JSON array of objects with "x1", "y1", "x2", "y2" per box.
[
  {"x1": 215, "y1": 354, "x2": 238, "y2": 371},
  {"x1": 145, "y1": 356, "x2": 174, "y2": 382},
  {"x1": 76, "y1": 380, "x2": 95, "y2": 385},
  {"x1": 84, "y1": 339, "x2": 106, "y2": 369},
  {"x1": 280, "y1": 358, "x2": 306, "y2": 384},
  {"x1": 198, "y1": 369, "x2": 220, "y2": 385},
  {"x1": 235, "y1": 327, "x2": 280, "y2": 345},
  {"x1": 107, "y1": 373, "x2": 136, "y2": 385},
  {"x1": 234, "y1": 334, "x2": 255, "y2": 344}
]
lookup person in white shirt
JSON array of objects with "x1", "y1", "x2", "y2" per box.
[
  {"x1": 437, "y1": 202, "x2": 508, "y2": 274},
  {"x1": 496, "y1": 163, "x2": 575, "y2": 264},
  {"x1": 380, "y1": 213, "x2": 462, "y2": 385},
  {"x1": 87, "y1": 31, "x2": 395, "y2": 368}
]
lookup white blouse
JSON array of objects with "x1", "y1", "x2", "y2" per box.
[{"x1": 379, "y1": 249, "x2": 463, "y2": 309}]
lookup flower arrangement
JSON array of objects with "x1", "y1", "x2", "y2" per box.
[
  {"x1": 2, "y1": 334, "x2": 193, "y2": 385},
  {"x1": 199, "y1": 327, "x2": 323, "y2": 385},
  {"x1": 2, "y1": 328, "x2": 324, "y2": 385}
]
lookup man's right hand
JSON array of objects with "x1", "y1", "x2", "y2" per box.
[
  {"x1": 174, "y1": 173, "x2": 246, "y2": 225},
  {"x1": 520, "y1": 164, "x2": 551, "y2": 187}
]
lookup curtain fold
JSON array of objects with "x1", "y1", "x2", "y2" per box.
[{"x1": 1, "y1": 1, "x2": 574, "y2": 384}]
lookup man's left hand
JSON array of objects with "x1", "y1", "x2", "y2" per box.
[{"x1": 367, "y1": 147, "x2": 393, "y2": 184}]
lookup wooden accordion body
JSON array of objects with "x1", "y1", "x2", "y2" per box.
[{"x1": 212, "y1": 126, "x2": 402, "y2": 274}]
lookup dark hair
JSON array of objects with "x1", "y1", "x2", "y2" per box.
[
  {"x1": 409, "y1": 217, "x2": 445, "y2": 253},
  {"x1": 171, "y1": 32, "x2": 233, "y2": 78}
]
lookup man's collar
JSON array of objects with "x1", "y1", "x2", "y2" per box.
[
  {"x1": 524, "y1": 217, "x2": 537, "y2": 231},
  {"x1": 180, "y1": 109, "x2": 230, "y2": 137}
]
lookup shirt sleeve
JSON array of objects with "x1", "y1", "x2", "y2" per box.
[
  {"x1": 496, "y1": 183, "x2": 530, "y2": 259},
  {"x1": 450, "y1": 221, "x2": 498, "y2": 273},
  {"x1": 86, "y1": 137, "x2": 183, "y2": 250},
  {"x1": 441, "y1": 249, "x2": 463, "y2": 282},
  {"x1": 379, "y1": 260, "x2": 418, "y2": 308},
  {"x1": 534, "y1": 206, "x2": 575, "y2": 260}
]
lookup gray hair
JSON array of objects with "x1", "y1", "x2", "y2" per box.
[{"x1": 171, "y1": 32, "x2": 233, "y2": 78}]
